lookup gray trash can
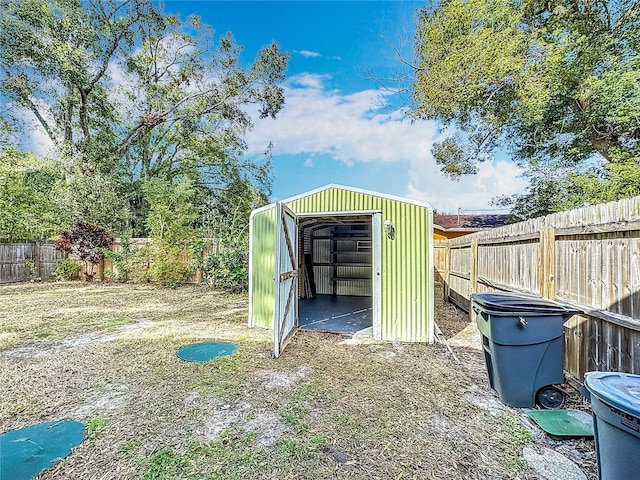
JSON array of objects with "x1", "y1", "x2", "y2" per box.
[
  {"x1": 584, "y1": 372, "x2": 640, "y2": 480},
  {"x1": 472, "y1": 292, "x2": 580, "y2": 408}
]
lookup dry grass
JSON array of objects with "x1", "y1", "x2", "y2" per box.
[
  {"x1": 0, "y1": 282, "x2": 594, "y2": 479},
  {"x1": 0, "y1": 282, "x2": 249, "y2": 350}
]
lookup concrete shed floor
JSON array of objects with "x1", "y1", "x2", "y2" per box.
[{"x1": 298, "y1": 295, "x2": 372, "y2": 333}]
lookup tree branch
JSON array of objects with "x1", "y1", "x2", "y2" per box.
[
  {"x1": 88, "y1": 1, "x2": 144, "y2": 89},
  {"x1": 15, "y1": 91, "x2": 58, "y2": 144}
]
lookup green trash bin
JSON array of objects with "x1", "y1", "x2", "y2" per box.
[
  {"x1": 584, "y1": 372, "x2": 640, "y2": 480},
  {"x1": 472, "y1": 292, "x2": 580, "y2": 408}
]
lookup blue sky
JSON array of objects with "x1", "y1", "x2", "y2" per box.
[{"x1": 162, "y1": 1, "x2": 529, "y2": 213}]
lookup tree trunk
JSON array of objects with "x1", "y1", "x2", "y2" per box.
[
  {"x1": 589, "y1": 130, "x2": 617, "y2": 163},
  {"x1": 78, "y1": 86, "x2": 90, "y2": 140}
]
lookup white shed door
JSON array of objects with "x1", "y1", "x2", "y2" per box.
[{"x1": 273, "y1": 202, "x2": 298, "y2": 357}]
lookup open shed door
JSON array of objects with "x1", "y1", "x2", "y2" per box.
[{"x1": 273, "y1": 202, "x2": 298, "y2": 357}]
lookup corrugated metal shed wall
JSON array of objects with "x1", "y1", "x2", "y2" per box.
[
  {"x1": 249, "y1": 186, "x2": 433, "y2": 343},
  {"x1": 249, "y1": 207, "x2": 277, "y2": 328}
]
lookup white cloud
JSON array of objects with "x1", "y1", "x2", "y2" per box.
[
  {"x1": 406, "y1": 160, "x2": 528, "y2": 213},
  {"x1": 287, "y1": 73, "x2": 332, "y2": 90},
  {"x1": 247, "y1": 73, "x2": 438, "y2": 165},
  {"x1": 26, "y1": 123, "x2": 55, "y2": 156},
  {"x1": 296, "y1": 50, "x2": 321, "y2": 58},
  {"x1": 304, "y1": 159, "x2": 313, "y2": 168},
  {"x1": 244, "y1": 72, "x2": 527, "y2": 211}
]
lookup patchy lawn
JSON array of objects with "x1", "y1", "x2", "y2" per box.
[{"x1": 1, "y1": 283, "x2": 595, "y2": 479}]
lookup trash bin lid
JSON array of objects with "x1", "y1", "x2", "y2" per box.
[
  {"x1": 584, "y1": 372, "x2": 640, "y2": 418},
  {"x1": 471, "y1": 292, "x2": 580, "y2": 314}
]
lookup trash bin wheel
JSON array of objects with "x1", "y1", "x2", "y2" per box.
[{"x1": 536, "y1": 386, "x2": 566, "y2": 409}]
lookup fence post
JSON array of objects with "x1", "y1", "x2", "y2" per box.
[
  {"x1": 444, "y1": 241, "x2": 451, "y2": 302},
  {"x1": 34, "y1": 241, "x2": 42, "y2": 280},
  {"x1": 98, "y1": 258, "x2": 105, "y2": 281},
  {"x1": 195, "y1": 246, "x2": 204, "y2": 284},
  {"x1": 470, "y1": 237, "x2": 478, "y2": 296},
  {"x1": 539, "y1": 227, "x2": 556, "y2": 299}
]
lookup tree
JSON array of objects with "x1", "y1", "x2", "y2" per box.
[
  {"x1": 201, "y1": 179, "x2": 268, "y2": 292},
  {"x1": 129, "y1": 178, "x2": 202, "y2": 285},
  {"x1": 112, "y1": 11, "x2": 285, "y2": 233},
  {"x1": 410, "y1": 0, "x2": 640, "y2": 216},
  {"x1": 0, "y1": 149, "x2": 63, "y2": 240},
  {"x1": 55, "y1": 221, "x2": 115, "y2": 281},
  {"x1": 0, "y1": 0, "x2": 288, "y2": 233}
]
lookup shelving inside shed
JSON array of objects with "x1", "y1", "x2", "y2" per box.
[
  {"x1": 327, "y1": 225, "x2": 371, "y2": 295},
  {"x1": 299, "y1": 216, "x2": 372, "y2": 298}
]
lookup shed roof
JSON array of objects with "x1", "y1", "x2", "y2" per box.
[{"x1": 251, "y1": 184, "x2": 433, "y2": 217}]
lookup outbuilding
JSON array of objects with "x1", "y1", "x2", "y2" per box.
[{"x1": 249, "y1": 184, "x2": 435, "y2": 356}]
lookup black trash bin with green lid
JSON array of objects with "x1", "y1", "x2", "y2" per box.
[
  {"x1": 584, "y1": 372, "x2": 640, "y2": 480},
  {"x1": 472, "y1": 292, "x2": 580, "y2": 408}
]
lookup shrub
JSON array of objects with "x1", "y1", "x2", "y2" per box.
[
  {"x1": 147, "y1": 240, "x2": 194, "y2": 287},
  {"x1": 24, "y1": 258, "x2": 41, "y2": 282},
  {"x1": 203, "y1": 244, "x2": 248, "y2": 292},
  {"x1": 101, "y1": 238, "x2": 201, "y2": 287},
  {"x1": 199, "y1": 179, "x2": 261, "y2": 292},
  {"x1": 53, "y1": 258, "x2": 81, "y2": 281},
  {"x1": 126, "y1": 245, "x2": 153, "y2": 283}
]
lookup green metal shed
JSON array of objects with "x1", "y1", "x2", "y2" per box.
[{"x1": 249, "y1": 184, "x2": 435, "y2": 356}]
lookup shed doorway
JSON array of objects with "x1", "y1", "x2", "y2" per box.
[{"x1": 297, "y1": 212, "x2": 381, "y2": 336}]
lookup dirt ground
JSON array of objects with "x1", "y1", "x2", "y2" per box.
[{"x1": 0, "y1": 282, "x2": 598, "y2": 479}]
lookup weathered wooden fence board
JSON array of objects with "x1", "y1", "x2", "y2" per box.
[
  {"x1": 0, "y1": 242, "x2": 63, "y2": 284},
  {"x1": 435, "y1": 196, "x2": 640, "y2": 382}
]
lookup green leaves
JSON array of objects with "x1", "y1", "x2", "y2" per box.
[
  {"x1": 138, "y1": 178, "x2": 202, "y2": 286},
  {"x1": 0, "y1": 150, "x2": 63, "y2": 240},
  {"x1": 0, "y1": 0, "x2": 287, "y2": 237},
  {"x1": 143, "y1": 179, "x2": 199, "y2": 240},
  {"x1": 412, "y1": 0, "x2": 640, "y2": 215},
  {"x1": 413, "y1": 0, "x2": 526, "y2": 121}
]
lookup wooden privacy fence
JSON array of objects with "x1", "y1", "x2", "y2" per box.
[
  {"x1": 0, "y1": 241, "x2": 63, "y2": 284},
  {"x1": 435, "y1": 196, "x2": 640, "y2": 383},
  {"x1": 0, "y1": 238, "x2": 222, "y2": 284}
]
